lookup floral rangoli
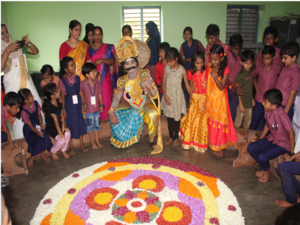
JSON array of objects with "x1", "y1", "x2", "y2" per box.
[{"x1": 30, "y1": 157, "x2": 244, "y2": 225}]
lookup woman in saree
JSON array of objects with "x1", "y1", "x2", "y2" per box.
[
  {"x1": 59, "y1": 20, "x2": 91, "y2": 81},
  {"x1": 89, "y1": 26, "x2": 119, "y2": 120},
  {"x1": 1, "y1": 23, "x2": 41, "y2": 139}
]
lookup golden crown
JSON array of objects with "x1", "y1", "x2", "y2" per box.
[{"x1": 116, "y1": 36, "x2": 139, "y2": 63}]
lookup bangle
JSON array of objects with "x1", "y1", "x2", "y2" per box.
[
  {"x1": 108, "y1": 107, "x2": 115, "y2": 115},
  {"x1": 100, "y1": 104, "x2": 105, "y2": 108},
  {"x1": 288, "y1": 151, "x2": 294, "y2": 157},
  {"x1": 83, "y1": 105, "x2": 87, "y2": 107},
  {"x1": 62, "y1": 109, "x2": 65, "y2": 113},
  {"x1": 28, "y1": 42, "x2": 32, "y2": 47}
]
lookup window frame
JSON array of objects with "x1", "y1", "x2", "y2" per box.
[
  {"x1": 122, "y1": 6, "x2": 162, "y2": 41},
  {"x1": 227, "y1": 5, "x2": 259, "y2": 43}
]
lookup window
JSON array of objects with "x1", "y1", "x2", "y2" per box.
[
  {"x1": 226, "y1": 6, "x2": 258, "y2": 45},
  {"x1": 122, "y1": 6, "x2": 162, "y2": 42}
]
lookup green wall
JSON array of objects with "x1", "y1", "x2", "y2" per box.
[{"x1": 2, "y1": 1, "x2": 300, "y2": 72}]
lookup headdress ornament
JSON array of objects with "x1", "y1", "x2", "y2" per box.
[{"x1": 116, "y1": 36, "x2": 139, "y2": 63}]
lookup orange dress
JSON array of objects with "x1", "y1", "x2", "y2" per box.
[
  {"x1": 179, "y1": 70, "x2": 208, "y2": 152},
  {"x1": 205, "y1": 66, "x2": 238, "y2": 151}
]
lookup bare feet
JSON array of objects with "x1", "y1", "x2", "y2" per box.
[
  {"x1": 81, "y1": 144, "x2": 88, "y2": 153},
  {"x1": 69, "y1": 143, "x2": 75, "y2": 155},
  {"x1": 51, "y1": 152, "x2": 60, "y2": 160},
  {"x1": 165, "y1": 138, "x2": 173, "y2": 146},
  {"x1": 275, "y1": 199, "x2": 294, "y2": 208},
  {"x1": 62, "y1": 151, "x2": 69, "y2": 159},
  {"x1": 173, "y1": 138, "x2": 180, "y2": 147},
  {"x1": 91, "y1": 143, "x2": 98, "y2": 149},
  {"x1": 256, "y1": 170, "x2": 264, "y2": 178},
  {"x1": 28, "y1": 156, "x2": 34, "y2": 167},
  {"x1": 258, "y1": 170, "x2": 271, "y2": 182},
  {"x1": 213, "y1": 149, "x2": 224, "y2": 156},
  {"x1": 96, "y1": 142, "x2": 103, "y2": 148},
  {"x1": 41, "y1": 151, "x2": 51, "y2": 163}
]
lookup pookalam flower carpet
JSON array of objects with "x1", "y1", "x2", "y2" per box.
[{"x1": 30, "y1": 157, "x2": 244, "y2": 225}]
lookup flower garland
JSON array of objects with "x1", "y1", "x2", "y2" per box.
[{"x1": 31, "y1": 157, "x2": 244, "y2": 225}]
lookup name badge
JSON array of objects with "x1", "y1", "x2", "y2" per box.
[
  {"x1": 72, "y1": 95, "x2": 78, "y2": 104},
  {"x1": 36, "y1": 125, "x2": 41, "y2": 131},
  {"x1": 91, "y1": 96, "x2": 96, "y2": 105}
]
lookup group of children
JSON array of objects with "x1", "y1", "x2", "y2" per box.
[{"x1": 1, "y1": 57, "x2": 104, "y2": 167}]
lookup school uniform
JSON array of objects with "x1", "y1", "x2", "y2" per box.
[
  {"x1": 256, "y1": 46, "x2": 282, "y2": 72},
  {"x1": 275, "y1": 64, "x2": 300, "y2": 121},
  {"x1": 249, "y1": 63, "x2": 281, "y2": 131},
  {"x1": 1, "y1": 105, "x2": 8, "y2": 142},
  {"x1": 226, "y1": 50, "x2": 242, "y2": 122},
  {"x1": 248, "y1": 107, "x2": 293, "y2": 171}
]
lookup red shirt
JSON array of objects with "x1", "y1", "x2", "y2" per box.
[
  {"x1": 205, "y1": 40, "x2": 229, "y2": 66},
  {"x1": 252, "y1": 63, "x2": 281, "y2": 103},
  {"x1": 227, "y1": 50, "x2": 242, "y2": 84},
  {"x1": 59, "y1": 42, "x2": 91, "y2": 61},
  {"x1": 275, "y1": 64, "x2": 300, "y2": 106},
  {"x1": 256, "y1": 46, "x2": 282, "y2": 73},
  {"x1": 187, "y1": 70, "x2": 207, "y2": 94},
  {"x1": 265, "y1": 106, "x2": 293, "y2": 151},
  {"x1": 155, "y1": 60, "x2": 165, "y2": 94},
  {"x1": 1, "y1": 105, "x2": 8, "y2": 128},
  {"x1": 59, "y1": 74, "x2": 82, "y2": 96},
  {"x1": 81, "y1": 79, "x2": 103, "y2": 114},
  {"x1": 20, "y1": 101, "x2": 42, "y2": 124}
]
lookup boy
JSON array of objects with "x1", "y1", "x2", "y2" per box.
[
  {"x1": 1, "y1": 92, "x2": 22, "y2": 148},
  {"x1": 256, "y1": 26, "x2": 282, "y2": 71},
  {"x1": 81, "y1": 63, "x2": 104, "y2": 149},
  {"x1": 248, "y1": 89, "x2": 295, "y2": 183},
  {"x1": 227, "y1": 34, "x2": 243, "y2": 121},
  {"x1": 205, "y1": 24, "x2": 229, "y2": 66},
  {"x1": 276, "y1": 40, "x2": 300, "y2": 121},
  {"x1": 155, "y1": 42, "x2": 170, "y2": 98},
  {"x1": 250, "y1": 46, "x2": 281, "y2": 131},
  {"x1": 234, "y1": 50, "x2": 255, "y2": 129}
]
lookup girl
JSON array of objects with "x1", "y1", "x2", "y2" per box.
[
  {"x1": 83, "y1": 23, "x2": 94, "y2": 45},
  {"x1": 179, "y1": 51, "x2": 208, "y2": 152},
  {"x1": 119, "y1": 25, "x2": 133, "y2": 78},
  {"x1": 58, "y1": 56, "x2": 88, "y2": 154},
  {"x1": 40, "y1": 64, "x2": 60, "y2": 89},
  {"x1": 43, "y1": 83, "x2": 70, "y2": 160},
  {"x1": 205, "y1": 44, "x2": 238, "y2": 156},
  {"x1": 161, "y1": 47, "x2": 190, "y2": 147},
  {"x1": 18, "y1": 88, "x2": 52, "y2": 167},
  {"x1": 145, "y1": 21, "x2": 161, "y2": 80}
]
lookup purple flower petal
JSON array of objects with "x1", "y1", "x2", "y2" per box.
[
  {"x1": 197, "y1": 181, "x2": 205, "y2": 187},
  {"x1": 136, "y1": 210, "x2": 149, "y2": 223},
  {"x1": 108, "y1": 167, "x2": 115, "y2": 172},
  {"x1": 125, "y1": 190, "x2": 136, "y2": 200},
  {"x1": 112, "y1": 206, "x2": 130, "y2": 216}
]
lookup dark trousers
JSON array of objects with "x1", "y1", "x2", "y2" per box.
[
  {"x1": 227, "y1": 87, "x2": 239, "y2": 122},
  {"x1": 167, "y1": 117, "x2": 180, "y2": 140},
  {"x1": 248, "y1": 138, "x2": 287, "y2": 171},
  {"x1": 1, "y1": 131, "x2": 7, "y2": 143},
  {"x1": 277, "y1": 161, "x2": 300, "y2": 204},
  {"x1": 281, "y1": 104, "x2": 294, "y2": 122},
  {"x1": 249, "y1": 101, "x2": 265, "y2": 131}
]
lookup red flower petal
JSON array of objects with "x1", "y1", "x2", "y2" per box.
[
  {"x1": 209, "y1": 217, "x2": 220, "y2": 225},
  {"x1": 72, "y1": 173, "x2": 79, "y2": 178},
  {"x1": 136, "y1": 210, "x2": 149, "y2": 223},
  {"x1": 145, "y1": 197, "x2": 159, "y2": 205},
  {"x1": 228, "y1": 205, "x2": 236, "y2": 211},
  {"x1": 125, "y1": 190, "x2": 136, "y2": 200},
  {"x1": 68, "y1": 188, "x2": 76, "y2": 194},
  {"x1": 43, "y1": 199, "x2": 52, "y2": 205},
  {"x1": 112, "y1": 206, "x2": 130, "y2": 216}
]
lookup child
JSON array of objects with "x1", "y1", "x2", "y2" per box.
[
  {"x1": 58, "y1": 56, "x2": 88, "y2": 154},
  {"x1": 275, "y1": 41, "x2": 300, "y2": 121},
  {"x1": 18, "y1": 88, "x2": 52, "y2": 167},
  {"x1": 205, "y1": 24, "x2": 229, "y2": 66},
  {"x1": 1, "y1": 92, "x2": 22, "y2": 148},
  {"x1": 40, "y1": 65, "x2": 60, "y2": 89},
  {"x1": 179, "y1": 51, "x2": 208, "y2": 152},
  {"x1": 234, "y1": 50, "x2": 255, "y2": 129},
  {"x1": 205, "y1": 44, "x2": 238, "y2": 156},
  {"x1": 248, "y1": 89, "x2": 295, "y2": 183},
  {"x1": 43, "y1": 83, "x2": 70, "y2": 160},
  {"x1": 155, "y1": 42, "x2": 170, "y2": 98},
  {"x1": 161, "y1": 47, "x2": 190, "y2": 147},
  {"x1": 119, "y1": 25, "x2": 133, "y2": 77},
  {"x1": 256, "y1": 26, "x2": 282, "y2": 71},
  {"x1": 81, "y1": 63, "x2": 104, "y2": 149},
  {"x1": 227, "y1": 34, "x2": 243, "y2": 122},
  {"x1": 250, "y1": 46, "x2": 280, "y2": 131}
]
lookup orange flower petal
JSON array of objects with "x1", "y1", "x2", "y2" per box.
[
  {"x1": 178, "y1": 178, "x2": 202, "y2": 200},
  {"x1": 145, "y1": 204, "x2": 160, "y2": 214},
  {"x1": 136, "y1": 190, "x2": 148, "y2": 200},
  {"x1": 94, "y1": 162, "x2": 131, "y2": 173},
  {"x1": 41, "y1": 213, "x2": 52, "y2": 225},
  {"x1": 114, "y1": 199, "x2": 129, "y2": 207},
  {"x1": 101, "y1": 170, "x2": 132, "y2": 182},
  {"x1": 187, "y1": 171, "x2": 220, "y2": 198},
  {"x1": 124, "y1": 211, "x2": 137, "y2": 223},
  {"x1": 64, "y1": 209, "x2": 85, "y2": 225}
]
